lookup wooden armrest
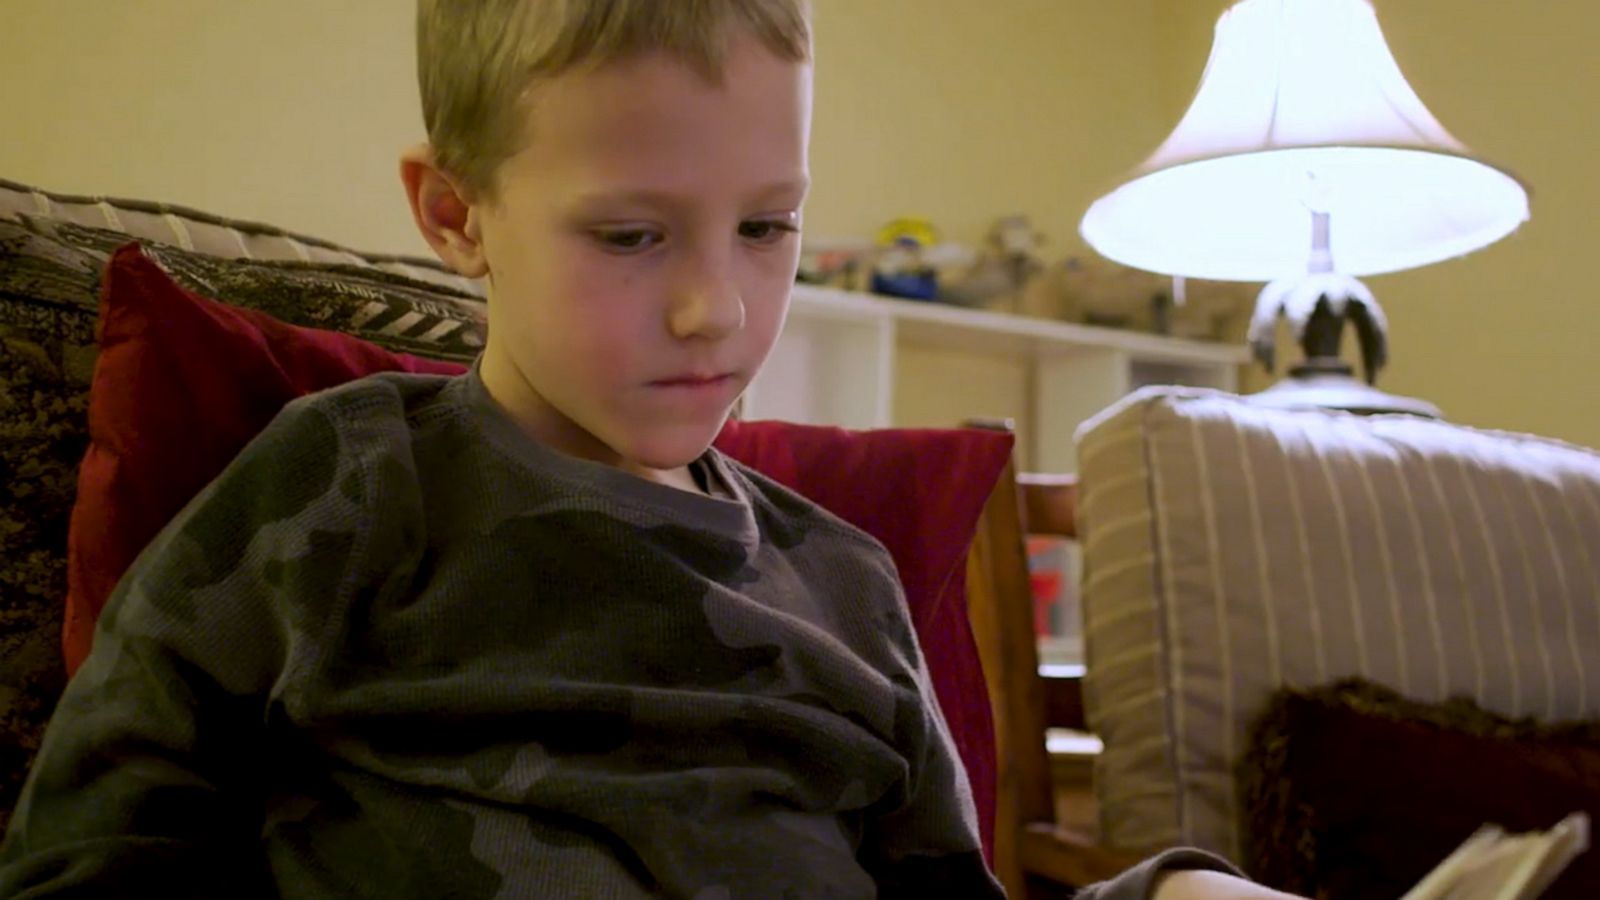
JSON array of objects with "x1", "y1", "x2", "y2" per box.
[{"x1": 1017, "y1": 473, "x2": 1078, "y2": 539}]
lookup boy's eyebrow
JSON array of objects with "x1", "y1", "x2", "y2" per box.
[
  {"x1": 571, "y1": 178, "x2": 811, "y2": 211},
  {"x1": 755, "y1": 176, "x2": 811, "y2": 200}
]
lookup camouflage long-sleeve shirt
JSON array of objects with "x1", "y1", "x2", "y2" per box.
[{"x1": 0, "y1": 368, "x2": 1003, "y2": 898}]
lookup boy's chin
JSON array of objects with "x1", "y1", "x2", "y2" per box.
[{"x1": 610, "y1": 417, "x2": 730, "y2": 472}]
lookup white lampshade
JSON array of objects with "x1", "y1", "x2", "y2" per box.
[{"x1": 1080, "y1": 0, "x2": 1530, "y2": 281}]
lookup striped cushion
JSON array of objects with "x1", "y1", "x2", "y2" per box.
[
  {"x1": 1074, "y1": 387, "x2": 1600, "y2": 861},
  {"x1": 0, "y1": 176, "x2": 484, "y2": 298}
]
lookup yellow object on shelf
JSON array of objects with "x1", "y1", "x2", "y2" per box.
[{"x1": 874, "y1": 216, "x2": 939, "y2": 248}]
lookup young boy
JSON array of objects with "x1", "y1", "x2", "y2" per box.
[{"x1": 1, "y1": 2, "x2": 1296, "y2": 897}]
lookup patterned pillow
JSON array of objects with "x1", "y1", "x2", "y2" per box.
[
  {"x1": 0, "y1": 225, "x2": 91, "y2": 840},
  {"x1": 19, "y1": 216, "x2": 486, "y2": 362},
  {"x1": 0, "y1": 221, "x2": 106, "y2": 767},
  {"x1": 0, "y1": 216, "x2": 485, "y2": 835},
  {"x1": 0, "y1": 174, "x2": 482, "y2": 297}
]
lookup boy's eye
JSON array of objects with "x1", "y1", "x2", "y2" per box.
[
  {"x1": 592, "y1": 228, "x2": 662, "y2": 253},
  {"x1": 739, "y1": 219, "x2": 800, "y2": 245}
]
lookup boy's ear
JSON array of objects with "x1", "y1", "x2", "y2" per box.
[{"x1": 400, "y1": 144, "x2": 489, "y2": 279}]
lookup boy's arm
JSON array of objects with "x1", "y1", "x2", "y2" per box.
[
  {"x1": 856, "y1": 606, "x2": 1007, "y2": 899},
  {"x1": 0, "y1": 401, "x2": 390, "y2": 895},
  {"x1": 1074, "y1": 849, "x2": 1311, "y2": 900},
  {"x1": 849, "y1": 589, "x2": 1294, "y2": 900},
  {"x1": 858, "y1": 673, "x2": 1295, "y2": 900}
]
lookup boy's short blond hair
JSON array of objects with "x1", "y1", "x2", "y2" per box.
[{"x1": 417, "y1": 0, "x2": 812, "y2": 201}]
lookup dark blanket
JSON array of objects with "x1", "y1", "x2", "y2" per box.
[{"x1": 1242, "y1": 677, "x2": 1600, "y2": 898}]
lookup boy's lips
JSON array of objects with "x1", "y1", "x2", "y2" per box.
[{"x1": 649, "y1": 372, "x2": 735, "y2": 389}]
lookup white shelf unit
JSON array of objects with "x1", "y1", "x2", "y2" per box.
[{"x1": 745, "y1": 283, "x2": 1249, "y2": 471}]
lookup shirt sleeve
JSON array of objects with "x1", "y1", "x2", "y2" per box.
[
  {"x1": 855, "y1": 577, "x2": 1007, "y2": 899},
  {"x1": 1071, "y1": 848, "x2": 1245, "y2": 900},
  {"x1": 0, "y1": 398, "x2": 405, "y2": 896}
]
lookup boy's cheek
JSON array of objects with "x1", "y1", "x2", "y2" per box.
[
  {"x1": 751, "y1": 283, "x2": 795, "y2": 326},
  {"x1": 565, "y1": 297, "x2": 646, "y2": 348}
]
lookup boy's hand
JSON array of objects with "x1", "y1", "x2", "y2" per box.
[{"x1": 1152, "y1": 870, "x2": 1310, "y2": 899}]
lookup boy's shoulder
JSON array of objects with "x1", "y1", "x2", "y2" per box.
[
  {"x1": 282, "y1": 369, "x2": 460, "y2": 428},
  {"x1": 716, "y1": 453, "x2": 899, "y2": 572},
  {"x1": 262, "y1": 369, "x2": 462, "y2": 455},
  {"x1": 231, "y1": 370, "x2": 461, "y2": 497}
]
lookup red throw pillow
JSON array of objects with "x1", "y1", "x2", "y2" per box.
[
  {"x1": 65, "y1": 245, "x2": 468, "y2": 671},
  {"x1": 69, "y1": 242, "x2": 1012, "y2": 858}
]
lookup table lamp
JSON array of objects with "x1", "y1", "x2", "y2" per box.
[{"x1": 1080, "y1": 0, "x2": 1530, "y2": 417}]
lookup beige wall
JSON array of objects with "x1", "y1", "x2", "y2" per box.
[
  {"x1": 2, "y1": 1, "x2": 426, "y2": 254},
  {"x1": 807, "y1": 0, "x2": 1168, "y2": 438},
  {"x1": 808, "y1": 0, "x2": 1166, "y2": 251},
  {"x1": 3, "y1": 1, "x2": 1596, "y2": 447},
  {"x1": 0, "y1": 0, "x2": 1163, "y2": 257},
  {"x1": 1363, "y1": 3, "x2": 1600, "y2": 447}
]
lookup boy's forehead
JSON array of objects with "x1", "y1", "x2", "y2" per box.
[
  {"x1": 525, "y1": 40, "x2": 808, "y2": 123},
  {"x1": 562, "y1": 176, "x2": 812, "y2": 215},
  {"x1": 504, "y1": 41, "x2": 811, "y2": 192}
]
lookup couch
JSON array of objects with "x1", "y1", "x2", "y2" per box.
[{"x1": 1072, "y1": 386, "x2": 1600, "y2": 896}]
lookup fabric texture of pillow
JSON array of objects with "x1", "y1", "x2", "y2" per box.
[
  {"x1": 1241, "y1": 678, "x2": 1600, "y2": 899},
  {"x1": 0, "y1": 222, "x2": 94, "y2": 839},
  {"x1": 66, "y1": 243, "x2": 1013, "y2": 857},
  {"x1": 1074, "y1": 386, "x2": 1600, "y2": 861}
]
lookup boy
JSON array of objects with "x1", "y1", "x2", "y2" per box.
[{"x1": 1, "y1": 2, "x2": 1293, "y2": 897}]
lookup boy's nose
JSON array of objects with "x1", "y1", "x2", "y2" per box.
[{"x1": 667, "y1": 267, "x2": 745, "y2": 341}]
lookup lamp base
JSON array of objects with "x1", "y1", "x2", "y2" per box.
[
  {"x1": 1246, "y1": 268, "x2": 1440, "y2": 419},
  {"x1": 1249, "y1": 370, "x2": 1441, "y2": 418}
]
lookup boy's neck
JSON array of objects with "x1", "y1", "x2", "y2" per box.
[
  {"x1": 623, "y1": 460, "x2": 705, "y2": 495},
  {"x1": 476, "y1": 352, "x2": 708, "y2": 495}
]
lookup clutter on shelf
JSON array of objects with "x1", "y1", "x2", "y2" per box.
[
  {"x1": 937, "y1": 215, "x2": 1045, "y2": 311},
  {"x1": 797, "y1": 214, "x2": 1253, "y2": 342}
]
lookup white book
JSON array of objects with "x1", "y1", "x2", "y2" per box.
[{"x1": 1400, "y1": 812, "x2": 1590, "y2": 900}]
